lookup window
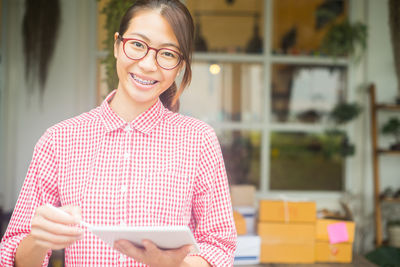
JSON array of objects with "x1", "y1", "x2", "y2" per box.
[{"x1": 183, "y1": 0, "x2": 350, "y2": 193}]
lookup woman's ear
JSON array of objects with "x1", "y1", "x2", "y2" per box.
[{"x1": 114, "y1": 32, "x2": 119, "y2": 59}]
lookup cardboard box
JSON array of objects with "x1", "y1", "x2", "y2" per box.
[
  {"x1": 315, "y1": 219, "x2": 355, "y2": 263},
  {"x1": 258, "y1": 222, "x2": 315, "y2": 263},
  {"x1": 261, "y1": 243, "x2": 315, "y2": 263},
  {"x1": 259, "y1": 200, "x2": 316, "y2": 223},
  {"x1": 234, "y1": 235, "x2": 261, "y2": 265},
  {"x1": 315, "y1": 219, "x2": 355, "y2": 243},
  {"x1": 233, "y1": 211, "x2": 247, "y2": 235},
  {"x1": 231, "y1": 185, "x2": 256, "y2": 207},
  {"x1": 234, "y1": 206, "x2": 256, "y2": 234},
  {"x1": 315, "y1": 241, "x2": 353, "y2": 263}
]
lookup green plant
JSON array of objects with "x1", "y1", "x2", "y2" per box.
[
  {"x1": 321, "y1": 20, "x2": 367, "y2": 61},
  {"x1": 330, "y1": 102, "x2": 362, "y2": 125},
  {"x1": 325, "y1": 102, "x2": 362, "y2": 157},
  {"x1": 388, "y1": 220, "x2": 400, "y2": 226},
  {"x1": 381, "y1": 117, "x2": 400, "y2": 148},
  {"x1": 98, "y1": 0, "x2": 136, "y2": 91}
]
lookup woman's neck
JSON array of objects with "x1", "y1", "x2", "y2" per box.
[{"x1": 109, "y1": 89, "x2": 156, "y2": 122}]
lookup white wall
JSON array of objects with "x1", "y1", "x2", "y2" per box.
[
  {"x1": 354, "y1": 0, "x2": 400, "y2": 253},
  {"x1": 0, "y1": 0, "x2": 96, "y2": 211}
]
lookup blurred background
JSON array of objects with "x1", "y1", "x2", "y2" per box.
[{"x1": 1, "y1": 0, "x2": 400, "y2": 265}]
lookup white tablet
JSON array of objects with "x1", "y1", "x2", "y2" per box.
[{"x1": 90, "y1": 225, "x2": 200, "y2": 253}]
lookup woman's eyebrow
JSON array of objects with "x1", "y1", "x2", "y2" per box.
[{"x1": 128, "y1": 32, "x2": 180, "y2": 50}]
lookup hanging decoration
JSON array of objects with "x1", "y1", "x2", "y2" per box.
[
  {"x1": 389, "y1": 0, "x2": 400, "y2": 104},
  {"x1": 22, "y1": 0, "x2": 61, "y2": 96}
]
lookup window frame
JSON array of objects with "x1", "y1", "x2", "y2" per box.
[{"x1": 191, "y1": 0, "x2": 359, "y2": 199}]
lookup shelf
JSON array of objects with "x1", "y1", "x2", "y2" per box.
[
  {"x1": 193, "y1": 52, "x2": 349, "y2": 65},
  {"x1": 381, "y1": 197, "x2": 400, "y2": 203},
  {"x1": 375, "y1": 104, "x2": 400, "y2": 111},
  {"x1": 377, "y1": 149, "x2": 400, "y2": 155},
  {"x1": 193, "y1": 52, "x2": 264, "y2": 63},
  {"x1": 271, "y1": 55, "x2": 348, "y2": 66}
]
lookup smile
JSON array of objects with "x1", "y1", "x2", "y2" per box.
[{"x1": 130, "y1": 73, "x2": 158, "y2": 85}]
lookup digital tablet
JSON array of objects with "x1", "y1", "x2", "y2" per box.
[{"x1": 90, "y1": 225, "x2": 200, "y2": 253}]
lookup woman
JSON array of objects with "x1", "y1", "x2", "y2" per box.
[{"x1": 0, "y1": 0, "x2": 237, "y2": 266}]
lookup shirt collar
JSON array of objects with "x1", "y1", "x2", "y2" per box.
[{"x1": 100, "y1": 90, "x2": 167, "y2": 135}]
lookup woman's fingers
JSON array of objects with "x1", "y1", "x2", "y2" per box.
[
  {"x1": 114, "y1": 240, "x2": 145, "y2": 260},
  {"x1": 30, "y1": 204, "x2": 83, "y2": 250},
  {"x1": 31, "y1": 215, "x2": 82, "y2": 236},
  {"x1": 36, "y1": 205, "x2": 81, "y2": 225},
  {"x1": 114, "y1": 239, "x2": 192, "y2": 266},
  {"x1": 31, "y1": 227, "x2": 82, "y2": 246}
]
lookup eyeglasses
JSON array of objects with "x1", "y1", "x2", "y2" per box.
[{"x1": 118, "y1": 35, "x2": 183, "y2": 70}]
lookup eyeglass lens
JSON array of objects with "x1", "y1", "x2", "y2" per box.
[{"x1": 124, "y1": 39, "x2": 180, "y2": 69}]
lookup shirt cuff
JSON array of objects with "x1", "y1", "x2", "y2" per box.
[
  {"x1": 191, "y1": 242, "x2": 234, "y2": 267},
  {"x1": 0, "y1": 234, "x2": 52, "y2": 267}
]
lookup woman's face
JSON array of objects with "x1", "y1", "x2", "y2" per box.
[{"x1": 114, "y1": 10, "x2": 182, "y2": 109}]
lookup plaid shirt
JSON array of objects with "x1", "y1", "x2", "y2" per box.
[{"x1": 1, "y1": 91, "x2": 237, "y2": 266}]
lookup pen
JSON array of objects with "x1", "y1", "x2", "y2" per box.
[{"x1": 45, "y1": 204, "x2": 92, "y2": 229}]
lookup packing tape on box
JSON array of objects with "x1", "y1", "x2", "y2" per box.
[{"x1": 278, "y1": 195, "x2": 310, "y2": 223}]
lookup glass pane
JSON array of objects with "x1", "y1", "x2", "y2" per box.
[
  {"x1": 269, "y1": 132, "x2": 344, "y2": 191},
  {"x1": 180, "y1": 62, "x2": 263, "y2": 122},
  {"x1": 272, "y1": 0, "x2": 349, "y2": 56},
  {"x1": 271, "y1": 64, "x2": 347, "y2": 123},
  {"x1": 218, "y1": 130, "x2": 261, "y2": 189},
  {"x1": 186, "y1": 0, "x2": 264, "y2": 53}
]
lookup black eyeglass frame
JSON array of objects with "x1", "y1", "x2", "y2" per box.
[{"x1": 117, "y1": 35, "x2": 183, "y2": 70}]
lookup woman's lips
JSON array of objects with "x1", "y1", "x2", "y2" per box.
[{"x1": 130, "y1": 73, "x2": 159, "y2": 90}]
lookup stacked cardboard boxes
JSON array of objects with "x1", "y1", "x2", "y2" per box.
[
  {"x1": 231, "y1": 185, "x2": 261, "y2": 265},
  {"x1": 258, "y1": 200, "x2": 317, "y2": 263},
  {"x1": 315, "y1": 219, "x2": 355, "y2": 263}
]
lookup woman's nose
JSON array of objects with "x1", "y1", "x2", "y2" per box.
[{"x1": 137, "y1": 49, "x2": 158, "y2": 71}]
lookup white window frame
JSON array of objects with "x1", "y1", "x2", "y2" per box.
[{"x1": 192, "y1": 0, "x2": 365, "y2": 202}]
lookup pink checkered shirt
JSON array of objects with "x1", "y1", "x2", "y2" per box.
[{"x1": 1, "y1": 91, "x2": 237, "y2": 266}]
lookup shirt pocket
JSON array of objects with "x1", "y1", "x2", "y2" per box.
[{"x1": 144, "y1": 170, "x2": 193, "y2": 226}]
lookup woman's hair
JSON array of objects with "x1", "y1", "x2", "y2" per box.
[{"x1": 117, "y1": 0, "x2": 194, "y2": 112}]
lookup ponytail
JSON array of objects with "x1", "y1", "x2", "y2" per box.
[{"x1": 160, "y1": 82, "x2": 180, "y2": 112}]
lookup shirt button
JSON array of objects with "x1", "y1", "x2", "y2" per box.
[
  {"x1": 120, "y1": 221, "x2": 127, "y2": 227},
  {"x1": 119, "y1": 254, "x2": 126, "y2": 262},
  {"x1": 125, "y1": 125, "x2": 132, "y2": 132},
  {"x1": 124, "y1": 152, "x2": 130, "y2": 159},
  {"x1": 121, "y1": 185, "x2": 127, "y2": 193}
]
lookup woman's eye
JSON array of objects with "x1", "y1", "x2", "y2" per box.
[
  {"x1": 132, "y1": 41, "x2": 145, "y2": 48},
  {"x1": 161, "y1": 51, "x2": 176, "y2": 58}
]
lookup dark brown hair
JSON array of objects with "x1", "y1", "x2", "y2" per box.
[{"x1": 117, "y1": 0, "x2": 194, "y2": 112}]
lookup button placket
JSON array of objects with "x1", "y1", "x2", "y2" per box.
[{"x1": 120, "y1": 124, "x2": 132, "y2": 227}]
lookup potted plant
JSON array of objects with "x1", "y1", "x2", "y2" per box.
[
  {"x1": 320, "y1": 20, "x2": 367, "y2": 61},
  {"x1": 325, "y1": 102, "x2": 362, "y2": 157},
  {"x1": 381, "y1": 117, "x2": 400, "y2": 150}
]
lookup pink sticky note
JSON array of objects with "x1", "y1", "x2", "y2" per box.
[{"x1": 327, "y1": 222, "x2": 349, "y2": 244}]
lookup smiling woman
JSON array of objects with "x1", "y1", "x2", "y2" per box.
[{"x1": 0, "y1": 1, "x2": 237, "y2": 267}]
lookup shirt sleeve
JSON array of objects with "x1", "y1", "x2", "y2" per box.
[
  {"x1": 0, "y1": 129, "x2": 59, "y2": 267},
  {"x1": 190, "y1": 128, "x2": 237, "y2": 267}
]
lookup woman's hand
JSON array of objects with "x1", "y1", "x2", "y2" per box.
[
  {"x1": 114, "y1": 239, "x2": 192, "y2": 267},
  {"x1": 29, "y1": 204, "x2": 83, "y2": 250}
]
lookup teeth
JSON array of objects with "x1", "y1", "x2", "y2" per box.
[{"x1": 132, "y1": 74, "x2": 157, "y2": 85}]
